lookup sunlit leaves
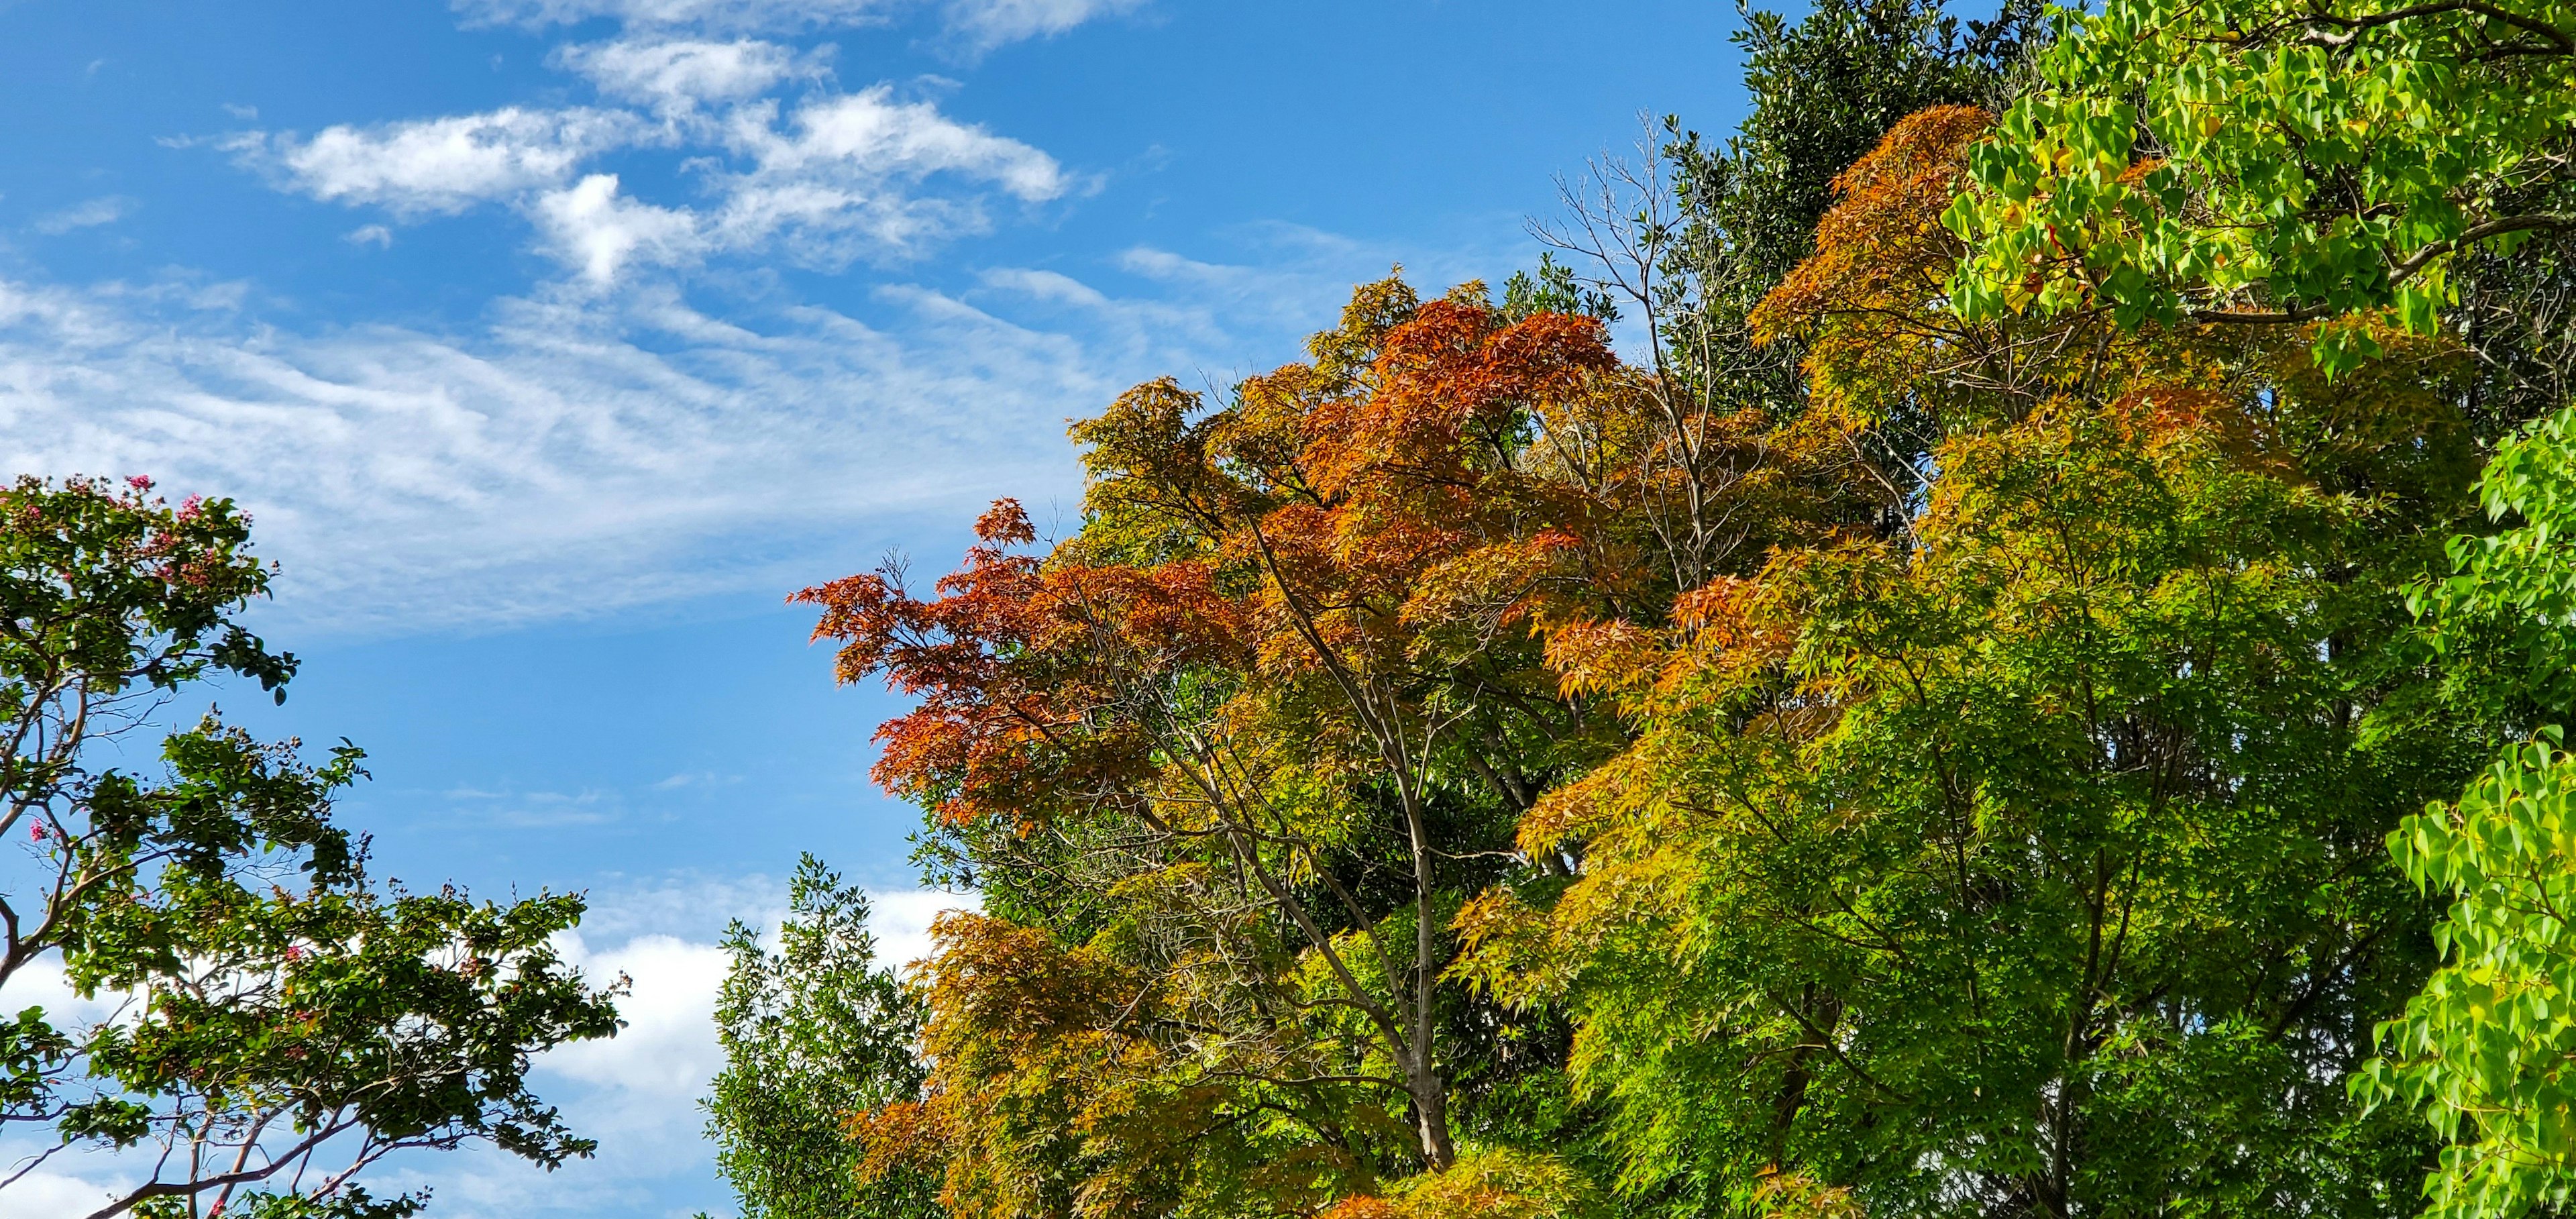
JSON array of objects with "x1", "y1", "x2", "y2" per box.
[
  {"x1": 2359, "y1": 735, "x2": 2576, "y2": 1219},
  {"x1": 0, "y1": 477, "x2": 622, "y2": 1219},
  {"x1": 1944, "y1": 0, "x2": 2576, "y2": 371}
]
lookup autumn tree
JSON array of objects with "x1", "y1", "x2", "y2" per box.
[
  {"x1": 0, "y1": 476, "x2": 624, "y2": 1219},
  {"x1": 1458, "y1": 91, "x2": 2509, "y2": 1219},
  {"x1": 1935, "y1": 0, "x2": 2576, "y2": 1213},
  {"x1": 1532, "y1": 0, "x2": 2043, "y2": 553}
]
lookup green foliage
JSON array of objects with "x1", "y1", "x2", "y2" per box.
[
  {"x1": 2349, "y1": 405, "x2": 2576, "y2": 1219},
  {"x1": 2357, "y1": 733, "x2": 2576, "y2": 1219},
  {"x1": 2413, "y1": 406, "x2": 2576, "y2": 722},
  {"x1": 1492, "y1": 392, "x2": 2465, "y2": 1219},
  {"x1": 1925, "y1": 0, "x2": 2576, "y2": 1209},
  {"x1": 704, "y1": 855, "x2": 938, "y2": 1219},
  {"x1": 0, "y1": 475, "x2": 623, "y2": 1219},
  {"x1": 1943, "y1": 0, "x2": 2576, "y2": 370}
]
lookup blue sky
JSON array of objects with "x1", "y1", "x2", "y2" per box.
[{"x1": 0, "y1": 1, "x2": 1757, "y2": 1213}]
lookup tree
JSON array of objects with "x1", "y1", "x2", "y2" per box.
[
  {"x1": 2347, "y1": 407, "x2": 2576, "y2": 1219},
  {"x1": 0, "y1": 474, "x2": 623, "y2": 1219},
  {"x1": 1933, "y1": 0, "x2": 2576, "y2": 1212},
  {"x1": 804, "y1": 284, "x2": 1684, "y2": 1214},
  {"x1": 704, "y1": 854, "x2": 937, "y2": 1219},
  {"x1": 1454, "y1": 92, "x2": 2516, "y2": 1219},
  {"x1": 1534, "y1": 0, "x2": 2041, "y2": 552},
  {"x1": 1942, "y1": 0, "x2": 2576, "y2": 371}
]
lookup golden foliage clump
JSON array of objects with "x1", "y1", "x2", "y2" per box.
[{"x1": 1320, "y1": 1147, "x2": 1605, "y2": 1219}]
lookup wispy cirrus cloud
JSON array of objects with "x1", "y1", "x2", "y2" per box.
[
  {"x1": 945, "y1": 0, "x2": 1146, "y2": 50},
  {"x1": 0, "y1": 272, "x2": 1096, "y2": 634},
  {"x1": 30, "y1": 195, "x2": 137, "y2": 235},
  {"x1": 453, "y1": 0, "x2": 900, "y2": 34},
  {"x1": 0, "y1": 221, "x2": 1501, "y2": 638}
]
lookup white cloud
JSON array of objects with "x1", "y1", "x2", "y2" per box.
[
  {"x1": 0, "y1": 217, "x2": 1503, "y2": 637},
  {"x1": 323, "y1": 876, "x2": 969, "y2": 1218},
  {"x1": 543, "y1": 932, "x2": 733, "y2": 1097},
  {"x1": 31, "y1": 195, "x2": 135, "y2": 234},
  {"x1": 865, "y1": 888, "x2": 963, "y2": 972},
  {"x1": 0, "y1": 270, "x2": 1098, "y2": 635},
  {"x1": 656, "y1": 85, "x2": 1066, "y2": 272},
  {"x1": 503, "y1": 87, "x2": 1067, "y2": 280},
  {"x1": 455, "y1": 0, "x2": 898, "y2": 34},
  {"x1": 243, "y1": 107, "x2": 654, "y2": 215},
  {"x1": 0, "y1": 1165, "x2": 136, "y2": 1219},
  {"x1": 534, "y1": 173, "x2": 704, "y2": 281},
  {"x1": 555, "y1": 38, "x2": 822, "y2": 110},
  {"x1": 944, "y1": 0, "x2": 1143, "y2": 49},
  {"x1": 231, "y1": 76, "x2": 1063, "y2": 282},
  {"x1": 347, "y1": 223, "x2": 394, "y2": 247},
  {"x1": 750, "y1": 86, "x2": 1063, "y2": 200}
]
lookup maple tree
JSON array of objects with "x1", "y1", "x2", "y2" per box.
[
  {"x1": 800, "y1": 274, "x2": 1809, "y2": 1214},
  {"x1": 780, "y1": 0, "x2": 2576, "y2": 1216}
]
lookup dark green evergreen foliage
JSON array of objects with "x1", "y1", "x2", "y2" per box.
[{"x1": 704, "y1": 855, "x2": 939, "y2": 1219}]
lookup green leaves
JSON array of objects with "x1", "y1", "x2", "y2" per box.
[
  {"x1": 2359, "y1": 733, "x2": 2576, "y2": 1219},
  {"x1": 1944, "y1": 0, "x2": 2576, "y2": 371},
  {"x1": 0, "y1": 475, "x2": 623, "y2": 1219},
  {"x1": 704, "y1": 855, "x2": 935, "y2": 1219},
  {"x1": 2353, "y1": 404, "x2": 2576, "y2": 1219}
]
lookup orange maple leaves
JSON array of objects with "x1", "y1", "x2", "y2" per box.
[{"x1": 798, "y1": 282, "x2": 1652, "y2": 836}]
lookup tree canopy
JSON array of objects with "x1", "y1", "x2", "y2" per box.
[
  {"x1": 756, "y1": 0, "x2": 2576, "y2": 1216},
  {"x1": 0, "y1": 475, "x2": 624, "y2": 1219}
]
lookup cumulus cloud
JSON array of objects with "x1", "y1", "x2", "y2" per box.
[
  {"x1": 505, "y1": 86, "x2": 1067, "y2": 280},
  {"x1": 30, "y1": 195, "x2": 136, "y2": 234},
  {"x1": 669, "y1": 85, "x2": 1066, "y2": 269},
  {"x1": 323, "y1": 876, "x2": 965, "y2": 1218},
  {"x1": 543, "y1": 932, "x2": 733, "y2": 1097},
  {"x1": 749, "y1": 87, "x2": 1063, "y2": 199},
  {"x1": 533, "y1": 173, "x2": 704, "y2": 280},
  {"x1": 239, "y1": 107, "x2": 653, "y2": 215},
  {"x1": 227, "y1": 74, "x2": 1063, "y2": 283},
  {"x1": 0, "y1": 1165, "x2": 138, "y2": 1219}
]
